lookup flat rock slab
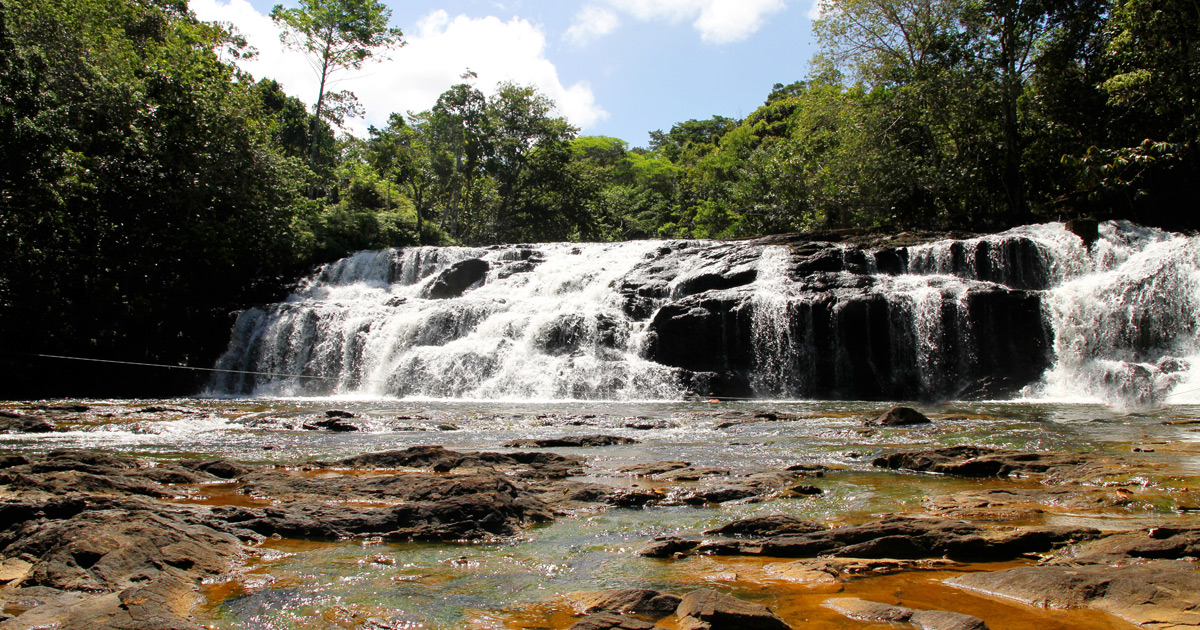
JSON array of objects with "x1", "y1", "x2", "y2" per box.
[
  {"x1": 571, "y1": 588, "x2": 681, "y2": 619},
  {"x1": 825, "y1": 597, "x2": 989, "y2": 630},
  {"x1": 504, "y1": 435, "x2": 640, "y2": 448},
  {"x1": 873, "y1": 445, "x2": 1100, "y2": 478},
  {"x1": 690, "y1": 515, "x2": 1098, "y2": 562},
  {"x1": 676, "y1": 589, "x2": 792, "y2": 630},
  {"x1": 704, "y1": 515, "x2": 824, "y2": 538},
  {"x1": 949, "y1": 561, "x2": 1200, "y2": 628}
]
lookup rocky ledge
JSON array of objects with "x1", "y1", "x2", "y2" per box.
[{"x1": 0, "y1": 441, "x2": 1193, "y2": 630}]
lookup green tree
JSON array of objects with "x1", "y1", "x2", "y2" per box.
[
  {"x1": 0, "y1": 0, "x2": 305, "y2": 394},
  {"x1": 270, "y1": 0, "x2": 403, "y2": 160}
]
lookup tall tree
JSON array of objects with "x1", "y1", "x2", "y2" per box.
[{"x1": 270, "y1": 0, "x2": 403, "y2": 161}]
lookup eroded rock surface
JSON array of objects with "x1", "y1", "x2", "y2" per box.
[{"x1": 675, "y1": 589, "x2": 792, "y2": 630}]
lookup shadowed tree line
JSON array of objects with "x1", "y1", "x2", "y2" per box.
[{"x1": 0, "y1": 0, "x2": 1195, "y2": 396}]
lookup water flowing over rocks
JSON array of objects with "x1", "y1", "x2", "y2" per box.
[{"x1": 203, "y1": 222, "x2": 1196, "y2": 404}]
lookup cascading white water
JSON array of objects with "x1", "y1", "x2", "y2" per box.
[
  {"x1": 1028, "y1": 223, "x2": 1200, "y2": 406},
  {"x1": 212, "y1": 221, "x2": 1200, "y2": 406},
  {"x1": 213, "y1": 242, "x2": 700, "y2": 400},
  {"x1": 903, "y1": 221, "x2": 1200, "y2": 406}
]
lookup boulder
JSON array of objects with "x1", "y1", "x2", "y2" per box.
[
  {"x1": 635, "y1": 538, "x2": 700, "y2": 558},
  {"x1": 572, "y1": 588, "x2": 681, "y2": 619},
  {"x1": 675, "y1": 589, "x2": 792, "y2": 630},
  {"x1": 424, "y1": 259, "x2": 489, "y2": 299},
  {"x1": 703, "y1": 515, "x2": 824, "y2": 538},
  {"x1": 865, "y1": 406, "x2": 931, "y2": 426},
  {"x1": 302, "y1": 417, "x2": 360, "y2": 432}
]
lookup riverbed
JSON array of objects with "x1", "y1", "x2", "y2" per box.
[{"x1": 3, "y1": 398, "x2": 1199, "y2": 629}]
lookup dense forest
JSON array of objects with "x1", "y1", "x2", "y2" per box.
[{"x1": 0, "y1": 0, "x2": 1196, "y2": 396}]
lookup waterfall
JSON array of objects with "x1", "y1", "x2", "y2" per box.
[
  {"x1": 1028, "y1": 223, "x2": 1200, "y2": 406},
  {"x1": 210, "y1": 222, "x2": 1200, "y2": 406}
]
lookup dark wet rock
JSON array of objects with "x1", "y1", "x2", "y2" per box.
[
  {"x1": 0, "y1": 412, "x2": 54, "y2": 433},
  {"x1": 619, "y1": 461, "x2": 691, "y2": 477},
  {"x1": 624, "y1": 418, "x2": 672, "y2": 430},
  {"x1": 325, "y1": 409, "x2": 356, "y2": 418},
  {"x1": 787, "y1": 484, "x2": 823, "y2": 496},
  {"x1": 606, "y1": 488, "x2": 666, "y2": 508},
  {"x1": 865, "y1": 406, "x2": 931, "y2": 427},
  {"x1": 704, "y1": 515, "x2": 824, "y2": 538},
  {"x1": 714, "y1": 411, "x2": 784, "y2": 429},
  {"x1": 0, "y1": 467, "x2": 174, "y2": 499},
  {"x1": 330, "y1": 445, "x2": 585, "y2": 479},
  {"x1": 675, "y1": 589, "x2": 792, "y2": 630},
  {"x1": 503, "y1": 435, "x2": 640, "y2": 448},
  {"x1": 872, "y1": 446, "x2": 1091, "y2": 478},
  {"x1": 302, "y1": 417, "x2": 360, "y2": 432},
  {"x1": 436, "y1": 423, "x2": 460, "y2": 431},
  {"x1": 923, "y1": 487, "x2": 1132, "y2": 521},
  {"x1": 636, "y1": 538, "x2": 700, "y2": 558},
  {"x1": 572, "y1": 588, "x2": 682, "y2": 619},
  {"x1": 655, "y1": 466, "x2": 730, "y2": 482},
  {"x1": 0, "y1": 455, "x2": 30, "y2": 469},
  {"x1": 27, "y1": 404, "x2": 90, "y2": 413},
  {"x1": 226, "y1": 471, "x2": 554, "y2": 541},
  {"x1": 1061, "y1": 525, "x2": 1200, "y2": 564},
  {"x1": 568, "y1": 612, "x2": 656, "y2": 630},
  {"x1": 826, "y1": 598, "x2": 989, "y2": 630},
  {"x1": 138, "y1": 406, "x2": 193, "y2": 414},
  {"x1": 676, "y1": 516, "x2": 1099, "y2": 561},
  {"x1": 632, "y1": 236, "x2": 1053, "y2": 401},
  {"x1": 949, "y1": 561, "x2": 1200, "y2": 628},
  {"x1": 677, "y1": 486, "x2": 759, "y2": 505},
  {"x1": 0, "y1": 450, "x2": 224, "y2": 499},
  {"x1": 424, "y1": 258, "x2": 489, "y2": 299},
  {"x1": 181, "y1": 459, "x2": 251, "y2": 480}
]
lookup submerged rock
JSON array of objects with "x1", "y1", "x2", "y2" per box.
[
  {"x1": 568, "y1": 612, "x2": 656, "y2": 630},
  {"x1": 503, "y1": 435, "x2": 640, "y2": 448},
  {"x1": 872, "y1": 446, "x2": 1092, "y2": 478},
  {"x1": 827, "y1": 598, "x2": 990, "y2": 630}
]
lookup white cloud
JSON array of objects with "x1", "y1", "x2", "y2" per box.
[
  {"x1": 564, "y1": 5, "x2": 621, "y2": 45},
  {"x1": 601, "y1": 0, "x2": 786, "y2": 43},
  {"x1": 189, "y1": 1, "x2": 609, "y2": 134},
  {"x1": 694, "y1": 0, "x2": 786, "y2": 43}
]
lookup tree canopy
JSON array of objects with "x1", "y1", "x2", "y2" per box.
[{"x1": 1, "y1": 0, "x2": 1196, "y2": 396}]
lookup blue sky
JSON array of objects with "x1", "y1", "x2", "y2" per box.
[{"x1": 191, "y1": 0, "x2": 822, "y2": 147}]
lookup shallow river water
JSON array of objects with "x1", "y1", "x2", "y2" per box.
[{"x1": 4, "y1": 398, "x2": 1200, "y2": 629}]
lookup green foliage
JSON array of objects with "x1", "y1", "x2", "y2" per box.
[{"x1": 0, "y1": 0, "x2": 309, "y2": 383}]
